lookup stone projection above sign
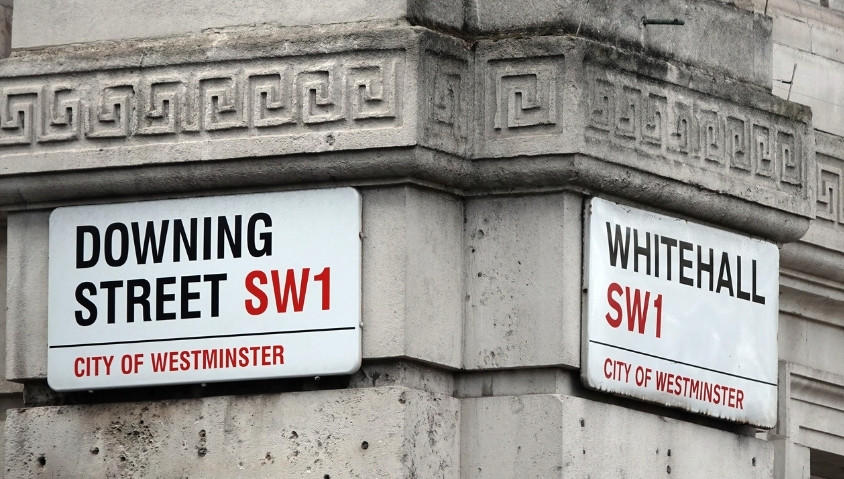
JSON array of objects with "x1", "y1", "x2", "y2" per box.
[
  {"x1": 582, "y1": 197, "x2": 779, "y2": 428},
  {"x1": 47, "y1": 188, "x2": 362, "y2": 391}
]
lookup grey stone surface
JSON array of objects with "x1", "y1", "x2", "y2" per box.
[
  {"x1": 461, "y1": 393, "x2": 774, "y2": 478},
  {"x1": 465, "y1": 0, "x2": 773, "y2": 87},
  {"x1": 361, "y1": 186, "x2": 463, "y2": 369},
  {"x1": 4, "y1": 386, "x2": 460, "y2": 478},
  {"x1": 770, "y1": 362, "x2": 844, "y2": 478},
  {"x1": 4, "y1": 211, "x2": 48, "y2": 382},
  {"x1": 455, "y1": 368, "x2": 577, "y2": 398},
  {"x1": 0, "y1": 4, "x2": 9, "y2": 59},
  {"x1": 0, "y1": 227, "x2": 22, "y2": 394},
  {"x1": 11, "y1": 0, "x2": 407, "y2": 48},
  {"x1": 772, "y1": 44, "x2": 844, "y2": 137},
  {"x1": 464, "y1": 193, "x2": 581, "y2": 369},
  {"x1": 349, "y1": 361, "x2": 455, "y2": 397},
  {"x1": 0, "y1": 24, "x2": 813, "y2": 243}
]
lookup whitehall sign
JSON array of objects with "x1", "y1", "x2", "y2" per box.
[
  {"x1": 582, "y1": 197, "x2": 778, "y2": 428},
  {"x1": 48, "y1": 188, "x2": 361, "y2": 391}
]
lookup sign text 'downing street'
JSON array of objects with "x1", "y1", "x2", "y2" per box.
[{"x1": 48, "y1": 188, "x2": 361, "y2": 391}]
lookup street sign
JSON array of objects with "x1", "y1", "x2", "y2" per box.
[
  {"x1": 48, "y1": 188, "x2": 361, "y2": 391},
  {"x1": 582, "y1": 197, "x2": 779, "y2": 428}
]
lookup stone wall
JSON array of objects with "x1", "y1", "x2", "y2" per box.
[{"x1": 0, "y1": 1, "x2": 840, "y2": 477}]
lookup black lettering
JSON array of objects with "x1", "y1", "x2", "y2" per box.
[
  {"x1": 736, "y1": 255, "x2": 751, "y2": 301},
  {"x1": 126, "y1": 279, "x2": 151, "y2": 322},
  {"x1": 180, "y1": 275, "x2": 202, "y2": 319},
  {"x1": 660, "y1": 236, "x2": 677, "y2": 280},
  {"x1": 203, "y1": 217, "x2": 212, "y2": 261},
  {"x1": 131, "y1": 220, "x2": 169, "y2": 264},
  {"x1": 247, "y1": 213, "x2": 273, "y2": 257},
  {"x1": 654, "y1": 234, "x2": 660, "y2": 278},
  {"x1": 173, "y1": 218, "x2": 197, "y2": 262},
  {"x1": 679, "y1": 241, "x2": 694, "y2": 286},
  {"x1": 204, "y1": 273, "x2": 227, "y2": 318},
  {"x1": 217, "y1": 215, "x2": 242, "y2": 259},
  {"x1": 697, "y1": 246, "x2": 714, "y2": 291},
  {"x1": 633, "y1": 229, "x2": 651, "y2": 275},
  {"x1": 75, "y1": 282, "x2": 97, "y2": 326},
  {"x1": 104, "y1": 223, "x2": 129, "y2": 267},
  {"x1": 99, "y1": 280, "x2": 124, "y2": 324},
  {"x1": 76, "y1": 226, "x2": 100, "y2": 269},
  {"x1": 716, "y1": 252, "x2": 734, "y2": 297},
  {"x1": 606, "y1": 223, "x2": 631, "y2": 269},
  {"x1": 156, "y1": 276, "x2": 177, "y2": 320}
]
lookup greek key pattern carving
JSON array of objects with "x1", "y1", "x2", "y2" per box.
[
  {"x1": 486, "y1": 56, "x2": 564, "y2": 137},
  {"x1": 817, "y1": 159, "x2": 843, "y2": 224},
  {"x1": 0, "y1": 53, "x2": 402, "y2": 148},
  {"x1": 422, "y1": 50, "x2": 469, "y2": 155},
  {"x1": 586, "y1": 67, "x2": 807, "y2": 190}
]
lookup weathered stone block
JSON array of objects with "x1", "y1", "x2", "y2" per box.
[
  {"x1": 361, "y1": 187, "x2": 463, "y2": 368},
  {"x1": 774, "y1": 363, "x2": 844, "y2": 463},
  {"x1": 461, "y1": 394, "x2": 774, "y2": 478},
  {"x1": 5, "y1": 211, "x2": 49, "y2": 382},
  {"x1": 0, "y1": 26, "x2": 814, "y2": 244},
  {"x1": 0, "y1": 226, "x2": 23, "y2": 393},
  {"x1": 11, "y1": 0, "x2": 407, "y2": 48},
  {"x1": 5, "y1": 386, "x2": 460, "y2": 478},
  {"x1": 465, "y1": 0, "x2": 773, "y2": 87},
  {"x1": 773, "y1": 44, "x2": 844, "y2": 137},
  {"x1": 464, "y1": 193, "x2": 581, "y2": 370}
]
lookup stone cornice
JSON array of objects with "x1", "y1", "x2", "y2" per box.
[{"x1": 0, "y1": 22, "x2": 815, "y2": 242}]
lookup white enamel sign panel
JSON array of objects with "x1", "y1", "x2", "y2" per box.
[
  {"x1": 48, "y1": 188, "x2": 361, "y2": 391},
  {"x1": 583, "y1": 198, "x2": 778, "y2": 428}
]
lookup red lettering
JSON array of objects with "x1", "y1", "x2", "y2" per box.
[
  {"x1": 273, "y1": 268, "x2": 309, "y2": 313},
  {"x1": 74, "y1": 357, "x2": 85, "y2": 377},
  {"x1": 180, "y1": 350, "x2": 191, "y2": 371},
  {"x1": 654, "y1": 294, "x2": 663, "y2": 338},
  {"x1": 245, "y1": 270, "x2": 268, "y2": 315},
  {"x1": 274, "y1": 345, "x2": 284, "y2": 364},
  {"x1": 604, "y1": 358, "x2": 613, "y2": 379},
  {"x1": 151, "y1": 352, "x2": 167, "y2": 372},
  {"x1": 314, "y1": 267, "x2": 331, "y2": 310},
  {"x1": 605, "y1": 282, "x2": 623, "y2": 328},
  {"x1": 625, "y1": 286, "x2": 651, "y2": 334}
]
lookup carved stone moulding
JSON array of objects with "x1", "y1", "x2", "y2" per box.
[
  {"x1": 469, "y1": 35, "x2": 814, "y2": 221},
  {"x1": 778, "y1": 362, "x2": 844, "y2": 455},
  {"x1": 0, "y1": 26, "x2": 815, "y2": 241},
  {"x1": 0, "y1": 51, "x2": 412, "y2": 172}
]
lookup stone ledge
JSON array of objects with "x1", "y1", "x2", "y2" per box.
[
  {"x1": 0, "y1": 23, "x2": 814, "y2": 242},
  {"x1": 775, "y1": 362, "x2": 844, "y2": 456},
  {"x1": 0, "y1": 148, "x2": 812, "y2": 243},
  {"x1": 4, "y1": 386, "x2": 459, "y2": 478}
]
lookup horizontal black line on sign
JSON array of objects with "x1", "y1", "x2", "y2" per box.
[
  {"x1": 589, "y1": 340, "x2": 777, "y2": 387},
  {"x1": 49, "y1": 327, "x2": 357, "y2": 349}
]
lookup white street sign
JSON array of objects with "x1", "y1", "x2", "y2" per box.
[
  {"x1": 48, "y1": 188, "x2": 361, "y2": 391},
  {"x1": 583, "y1": 198, "x2": 779, "y2": 428}
]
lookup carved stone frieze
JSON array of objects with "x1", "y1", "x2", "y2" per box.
[
  {"x1": 790, "y1": 133, "x2": 844, "y2": 254},
  {"x1": 776, "y1": 363, "x2": 844, "y2": 455},
  {"x1": 0, "y1": 27, "x2": 816, "y2": 240},
  {"x1": 583, "y1": 65, "x2": 811, "y2": 207},
  {"x1": 0, "y1": 51, "x2": 405, "y2": 166}
]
